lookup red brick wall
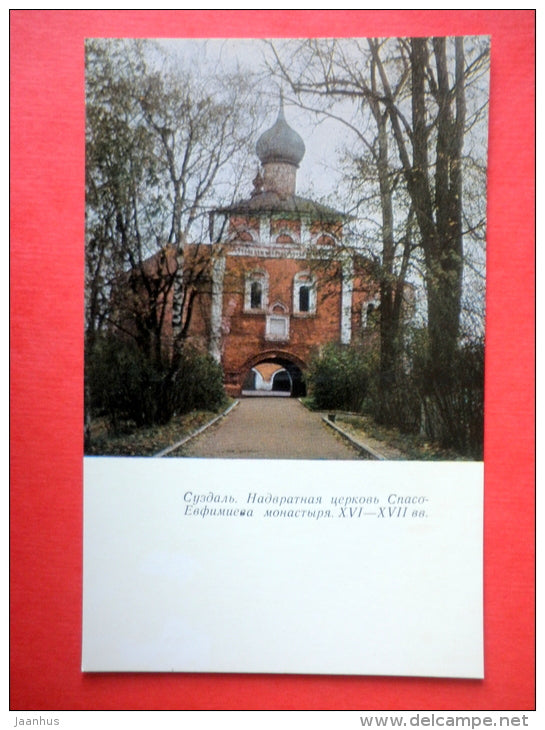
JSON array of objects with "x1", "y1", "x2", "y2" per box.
[{"x1": 219, "y1": 254, "x2": 344, "y2": 390}]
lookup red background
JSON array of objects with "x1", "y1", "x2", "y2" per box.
[{"x1": 10, "y1": 10, "x2": 535, "y2": 710}]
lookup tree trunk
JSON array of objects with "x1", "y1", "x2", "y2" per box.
[{"x1": 425, "y1": 37, "x2": 465, "y2": 381}]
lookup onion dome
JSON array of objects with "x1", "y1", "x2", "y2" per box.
[{"x1": 256, "y1": 97, "x2": 305, "y2": 168}]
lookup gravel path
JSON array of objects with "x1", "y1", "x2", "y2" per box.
[{"x1": 173, "y1": 398, "x2": 362, "y2": 460}]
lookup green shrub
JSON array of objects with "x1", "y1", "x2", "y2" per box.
[
  {"x1": 364, "y1": 368, "x2": 421, "y2": 433},
  {"x1": 306, "y1": 343, "x2": 369, "y2": 412},
  {"x1": 86, "y1": 335, "x2": 154, "y2": 428},
  {"x1": 86, "y1": 335, "x2": 225, "y2": 431},
  {"x1": 305, "y1": 333, "x2": 483, "y2": 459},
  {"x1": 404, "y1": 330, "x2": 484, "y2": 458},
  {"x1": 172, "y1": 347, "x2": 226, "y2": 415},
  {"x1": 418, "y1": 341, "x2": 484, "y2": 458}
]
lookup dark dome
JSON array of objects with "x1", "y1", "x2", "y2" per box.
[{"x1": 256, "y1": 100, "x2": 305, "y2": 167}]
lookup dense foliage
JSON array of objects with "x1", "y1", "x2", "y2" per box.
[
  {"x1": 86, "y1": 335, "x2": 226, "y2": 433},
  {"x1": 307, "y1": 336, "x2": 484, "y2": 459},
  {"x1": 306, "y1": 344, "x2": 370, "y2": 413}
]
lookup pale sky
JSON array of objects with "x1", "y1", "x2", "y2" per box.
[
  {"x1": 114, "y1": 36, "x2": 488, "y2": 330},
  {"x1": 153, "y1": 38, "x2": 352, "y2": 204}
]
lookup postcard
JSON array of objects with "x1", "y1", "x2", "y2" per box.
[{"x1": 82, "y1": 36, "x2": 488, "y2": 677}]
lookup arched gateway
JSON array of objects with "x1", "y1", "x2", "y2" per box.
[{"x1": 238, "y1": 350, "x2": 307, "y2": 398}]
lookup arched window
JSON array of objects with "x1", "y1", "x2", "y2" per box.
[
  {"x1": 244, "y1": 270, "x2": 268, "y2": 312},
  {"x1": 299, "y1": 285, "x2": 310, "y2": 313},
  {"x1": 250, "y1": 281, "x2": 262, "y2": 309},
  {"x1": 293, "y1": 272, "x2": 316, "y2": 315}
]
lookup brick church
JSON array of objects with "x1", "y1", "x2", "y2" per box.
[{"x1": 182, "y1": 99, "x2": 380, "y2": 397}]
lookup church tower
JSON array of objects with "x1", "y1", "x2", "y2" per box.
[
  {"x1": 198, "y1": 97, "x2": 377, "y2": 397},
  {"x1": 255, "y1": 95, "x2": 305, "y2": 197}
]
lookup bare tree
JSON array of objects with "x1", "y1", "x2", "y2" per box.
[
  {"x1": 86, "y1": 39, "x2": 259, "y2": 361},
  {"x1": 267, "y1": 36, "x2": 488, "y2": 451},
  {"x1": 268, "y1": 36, "x2": 488, "y2": 370},
  {"x1": 85, "y1": 39, "x2": 259, "y2": 428},
  {"x1": 265, "y1": 39, "x2": 419, "y2": 408}
]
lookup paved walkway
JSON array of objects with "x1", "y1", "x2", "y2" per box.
[{"x1": 173, "y1": 398, "x2": 362, "y2": 460}]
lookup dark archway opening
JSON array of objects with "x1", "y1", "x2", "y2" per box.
[
  {"x1": 241, "y1": 357, "x2": 306, "y2": 398},
  {"x1": 272, "y1": 370, "x2": 291, "y2": 392},
  {"x1": 283, "y1": 362, "x2": 306, "y2": 397}
]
